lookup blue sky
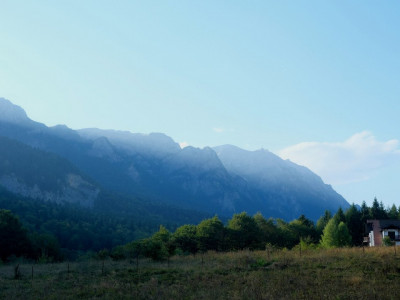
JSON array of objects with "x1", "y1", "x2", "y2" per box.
[{"x1": 1, "y1": 1, "x2": 400, "y2": 207}]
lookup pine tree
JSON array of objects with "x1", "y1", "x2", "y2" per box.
[
  {"x1": 388, "y1": 204, "x2": 398, "y2": 219},
  {"x1": 345, "y1": 204, "x2": 363, "y2": 246},
  {"x1": 379, "y1": 201, "x2": 388, "y2": 219},
  {"x1": 371, "y1": 197, "x2": 380, "y2": 218},
  {"x1": 333, "y1": 207, "x2": 346, "y2": 223},
  {"x1": 370, "y1": 197, "x2": 387, "y2": 219},
  {"x1": 360, "y1": 201, "x2": 371, "y2": 223},
  {"x1": 316, "y1": 210, "x2": 332, "y2": 235}
]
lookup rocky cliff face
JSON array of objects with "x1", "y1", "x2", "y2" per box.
[
  {"x1": 0, "y1": 135, "x2": 100, "y2": 207},
  {"x1": 0, "y1": 173, "x2": 99, "y2": 207},
  {"x1": 0, "y1": 98, "x2": 350, "y2": 220},
  {"x1": 78, "y1": 129, "x2": 181, "y2": 158},
  {"x1": 214, "y1": 145, "x2": 349, "y2": 219}
]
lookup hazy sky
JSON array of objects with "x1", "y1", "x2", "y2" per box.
[{"x1": 1, "y1": 1, "x2": 400, "y2": 207}]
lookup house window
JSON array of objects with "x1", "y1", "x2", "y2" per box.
[{"x1": 388, "y1": 231, "x2": 396, "y2": 240}]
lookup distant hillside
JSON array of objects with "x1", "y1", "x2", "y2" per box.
[
  {"x1": 214, "y1": 145, "x2": 349, "y2": 220},
  {"x1": 0, "y1": 185, "x2": 210, "y2": 256},
  {"x1": 0, "y1": 98, "x2": 350, "y2": 221},
  {"x1": 0, "y1": 134, "x2": 210, "y2": 226},
  {"x1": 0, "y1": 136, "x2": 99, "y2": 207}
]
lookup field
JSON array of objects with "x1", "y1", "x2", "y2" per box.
[{"x1": 1, "y1": 247, "x2": 400, "y2": 299}]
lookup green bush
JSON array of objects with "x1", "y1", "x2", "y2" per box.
[{"x1": 383, "y1": 236, "x2": 394, "y2": 246}]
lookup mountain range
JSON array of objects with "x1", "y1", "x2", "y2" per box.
[{"x1": 0, "y1": 97, "x2": 349, "y2": 222}]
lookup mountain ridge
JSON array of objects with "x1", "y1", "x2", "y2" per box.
[{"x1": 0, "y1": 98, "x2": 349, "y2": 220}]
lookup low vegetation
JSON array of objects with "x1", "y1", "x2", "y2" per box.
[{"x1": 1, "y1": 246, "x2": 400, "y2": 299}]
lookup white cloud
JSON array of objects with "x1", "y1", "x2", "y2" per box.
[
  {"x1": 213, "y1": 127, "x2": 225, "y2": 133},
  {"x1": 279, "y1": 131, "x2": 400, "y2": 185},
  {"x1": 179, "y1": 141, "x2": 189, "y2": 149}
]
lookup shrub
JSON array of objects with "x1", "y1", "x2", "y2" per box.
[{"x1": 383, "y1": 236, "x2": 394, "y2": 247}]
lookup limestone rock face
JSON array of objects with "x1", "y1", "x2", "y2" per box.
[
  {"x1": 0, "y1": 173, "x2": 99, "y2": 207},
  {"x1": 0, "y1": 98, "x2": 350, "y2": 221}
]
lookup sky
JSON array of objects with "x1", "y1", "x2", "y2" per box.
[{"x1": 1, "y1": 1, "x2": 400, "y2": 207}]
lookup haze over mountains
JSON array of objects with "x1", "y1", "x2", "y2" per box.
[{"x1": 0, "y1": 98, "x2": 349, "y2": 221}]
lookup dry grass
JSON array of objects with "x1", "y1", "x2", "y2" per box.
[{"x1": 1, "y1": 246, "x2": 400, "y2": 299}]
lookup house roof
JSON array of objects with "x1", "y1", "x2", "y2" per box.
[{"x1": 367, "y1": 219, "x2": 400, "y2": 230}]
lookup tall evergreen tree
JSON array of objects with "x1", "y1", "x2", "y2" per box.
[
  {"x1": 345, "y1": 204, "x2": 363, "y2": 246},
  {"x1": 370, "y1": 197, "x2": 380, "y2": 218},
  {"x1": 333, "y1": 207, "x2": 346, "y2": 223},
  {"x1": 360, "y1": 201, "x2": 371, "y2": 223},
  {"x1": 379, "y1": 201, "x2": 388, "y2": 219},
  {"x1": 316, "y1": 210, "x2": 332, "y2": 235},
  {"x1": 388, "y1": 204, "x2": 398, "y2": 219},
  {"x1": 370, "y1": 197, "x2": 387, "y2": 219}
]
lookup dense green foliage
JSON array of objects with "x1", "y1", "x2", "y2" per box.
[
  {"x1": 0, "y1": 187, "x2": 209, "y2": 261},
  {"x1": 0, "y1": 134, "x2": 211, "y2": 259},
  {"x1": 227, "y1": 212, "x2": 262, "y2": 250},
  {"x1": 112, "y1": 199, "x2": 400, "y2": 262},
  {"x1": 113, "y1": 212, "x2": 319, "y2": 261},
  {"x1": 0, "y1": 209, "x2": 63, "y2": 262},
  {"x1": 3, "y1": 193, "x2": 400, "y2": 262},
  {"x1": 320, "y1": 218, "x2": 351, "y2": 248},
  {"x1": 0, "y1": 209, "x2": 31, "y2": 261},
  {"x1": 171, "y1": 224, "x2": 198, "y2": 255}
]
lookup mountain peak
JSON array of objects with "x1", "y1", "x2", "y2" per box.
[
  {"x1": 0, "y1": 98, "x2": 31, "y2": 125},
  {"x1": 78, "y1": 128, "x2": 181, "y2": 157}
]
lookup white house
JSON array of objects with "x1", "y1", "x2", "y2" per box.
[{"x1": 365, "y1": 220, "x2": 400, "y2": 247}]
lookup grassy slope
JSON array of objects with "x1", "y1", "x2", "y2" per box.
[{"x1": 1, "y1": 247, "x2": 400, "y2": 299}]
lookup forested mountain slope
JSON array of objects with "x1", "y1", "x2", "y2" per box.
[{"x1": 0, "y1": 98, "x2": 349, "y2": 221}]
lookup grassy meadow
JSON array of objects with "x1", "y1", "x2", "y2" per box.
[{"x1": 1, "y1": 246, "x2": 400, "y2": 299}]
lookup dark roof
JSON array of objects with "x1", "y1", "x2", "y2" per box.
[{"x1": 367, "y1": 219, "x2": 400, "y2": 230}]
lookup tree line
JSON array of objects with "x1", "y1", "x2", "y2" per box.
[
  {"x1": 0, "y1": 187, "x2": 207, "y2": 261},
  {"x1": 108, "y1": 198, "x2": 400, "y2": 261},
  {"x1": 1, "y1": 197, "x2": 399, "y2": 262}
]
